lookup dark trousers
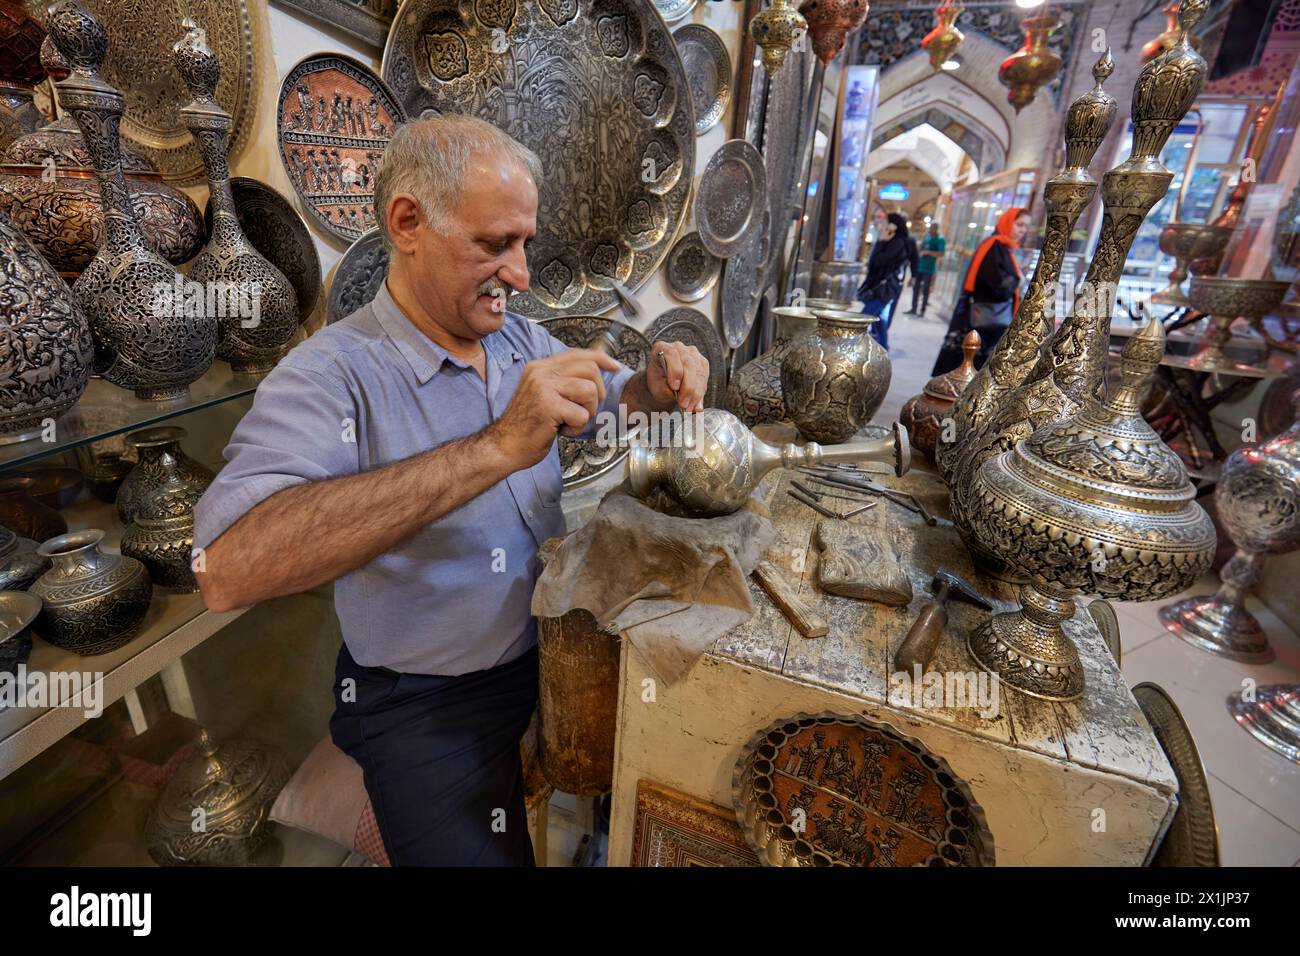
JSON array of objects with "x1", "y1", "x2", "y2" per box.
[
  {"x1": 330, "y1": 642, "x2": 539, "y2": 866},
  {"x1": 911, "y1": 273, "x2": 935, "y2": 313}
]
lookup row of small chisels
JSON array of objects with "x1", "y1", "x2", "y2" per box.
[{"x1": 786, "y1": 463, "x2": 937, "y2": 525}]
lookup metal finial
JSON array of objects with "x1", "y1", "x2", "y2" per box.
[{"x1": 1092, "y1": 48, "x2": 1114, "y2": 86}]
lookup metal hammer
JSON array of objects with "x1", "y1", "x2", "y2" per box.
[{"x1": 894, "y1": 569, "x2": 992, "y2": 673}]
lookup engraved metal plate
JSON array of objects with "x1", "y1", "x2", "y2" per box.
[
  {"x1": 277, "y1": 53, "x2": 408, "y2": 243},
  {"x1": 274, "y1": 0, "x2": 398, "y2": 49},
  {"x1": 758, "y1": 46, "x2": 812, "y2": 290},
  {"x1": 720, "y1": 207, "x2": 770, "y2": 348},
  {"x1": 674, "y1": 23, "x2": 730, "y2": 136},
  {"x1": 30, "y1": 0, "x2": 257, "y2": 185},
  {"x1": 654, "y1": 0, "x2": 696, "y2": 23},
  {"x1": 732, "y1": 712, "x2": 995, "y2": 867},
  {"x1": 538, "y1": 314, "x2": 649, "y2": 487},
  {"x1": 664, "y1": 229, "x2": 721, "y2": 302},
  {"x1": 381, "y1": 0, "x2": 695, "y2": 319},
  {"x1": 204, "y1": 177, "x2": 322, "y2": 325},
  {"x1": 645, "y1": 307, "x2": 725, "y2": 407},
  {"x1": 326, "y1": 228, "x2": 389, "y2": 324},
  {"x1": 695, "y1": 139, "x2": 767, "y2": 258}
]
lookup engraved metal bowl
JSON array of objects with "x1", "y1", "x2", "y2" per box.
[{"x1": 1187, "y1": 275, "x2": 1292, "y2": 321}]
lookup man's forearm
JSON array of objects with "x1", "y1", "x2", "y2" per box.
[{"x1": 198, "y1": 427, "x2": 514, "y2": 611}]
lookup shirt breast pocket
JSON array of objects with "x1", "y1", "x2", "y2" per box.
[{"x1": 530, "y1": 448, "x2": 563, "y2": 509}]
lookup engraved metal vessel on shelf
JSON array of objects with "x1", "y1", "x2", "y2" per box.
[
  {"x1": 120, "y1": 477, "x2": 202, "y2": 592},
  {"x1": 937, "y1": 50, "x2": 1116, "y2": 486},
  {"x1": 1160, "y1": 390, "x2": 1300, "y2": 663},
  {"x1": 46, "y1": 0, "x2": 217, "y2": 400},
  {"x1": 382, "y1": 0, "x2": 695, "y2": 318},
  {"x1": 628, "y1": 407, "x2": 909, "y2": 517},
  {"x1": 964, "y1": 320, "x2": 1216, "y2": 701},
  {"x1": 900, "y1": 329, "x2": 979, "y2": 463},
  {"x1": 116, "y1": 425, "x2": 215, "y2": 525},
  {"x1": 1148, "y1": 221, "x2": 1233, "y2": 307},
  {"x1": 1161, "y1": 275, "x2": 1293, "y2": 377},
  {"x1": 950, "y1": 6, "x2": 1208, "y2": 572},
  {"x1": 780, "y1": 308, "x2": 891, "y2": 445}
]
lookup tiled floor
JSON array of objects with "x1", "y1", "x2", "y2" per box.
[{"x1": 882, "y1": 293, "x2": 1300, "y2": 868}]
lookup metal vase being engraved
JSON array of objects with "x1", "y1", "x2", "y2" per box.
[
  {"x1": 144, "y1": 727, "x2": 289, "y2": 866},
  {"x1": 938, "y1": 51, "x2": 1116, "y2": 486},
  {"x1": 901, "y1": 329, "x2": 979, "y2": 463},
  {"x1": 1160, "y1": 390, "x2": 1300, "y2": 663},
  {"x1": 780, "y1": 308, "x2": 891, "y2": 445},
  {"x1": 726, "y1": 306, "x2": 817, "y2": 427},
  {"x1": 120, "y1": 478, "x2": 201, "y2": 592},
  {"x1": 115, "y1": 426, "x2": 215, "y2": 525},
  {"x1": 0, "y1": 211, "x2": 94, "y2": 444},
  {"x1": 964, "y1": 320, "x2": 1216, "y2": 701},
  {"x1": 30, "y1": 528, "x2": 153, "y2": 655},
  {"x1": 950, "y1": 7, "x2": 1207, "y2": 570},
  {"x1": 46, "y1": 1, "x2": 216, "y2": 400},
  {"x1": 627, "y1": 407, "x2": 909, "y2": 517},
  {"x1": 175, "y1": 22, "x2": 298, "y2": 374}
]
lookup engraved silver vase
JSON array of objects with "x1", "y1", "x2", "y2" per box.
[
  {"x1": 779, "y1": 308, "x2": 891, "y2": 445},
  {"x1": 30, "y1": 528, "x2": 152, "y2": 655}
]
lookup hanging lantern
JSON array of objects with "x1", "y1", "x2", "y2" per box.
[
  {"x1": 1142, "y1": 1, "x2": 1201, "y2": 64},
  {"x1": 998, "y1": 13, "x2": 1062, "y2": 113},
  {"x1": 798, "y1": 0, "x2": 868, "y2": 67},
  {"x1": 921, "y1": 0, "x2": 964, "y2": 71},
  {"x1": 749, "y1": 0, "x2": 808, "y2": 75}
]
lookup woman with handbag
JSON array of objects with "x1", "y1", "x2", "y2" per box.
[
  {"x1": 931, "y1": 207, "x2": 1030, "y2": 375},
  {"x1": 857, "y1": 212, "x2": 918, "y2": 350}
]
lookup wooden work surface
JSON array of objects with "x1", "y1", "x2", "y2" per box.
[{"x1": 710, "y1": 449, "x2": 1177, "y2": 794}]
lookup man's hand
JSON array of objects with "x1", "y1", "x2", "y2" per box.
[
  {"x1": 490, "y1": 348, "x2": 622, "y2": 468},
  {"x1": 647, "y1": 340, "x2": 709, "y2": 413}
]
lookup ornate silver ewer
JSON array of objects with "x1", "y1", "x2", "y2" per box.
[
  {"x1": 965, "y1": 319, "x2": 1216, "y2": 701},
  {"x1": 46, "y1": 0, "x2": 216, "y2": 400},
  {"x1": 951, "y1": 0, "x2": 1208, "y2": 571},
  {"x1": 1160, "y1": 391, "x2": 1300, "y2": 662},
  {"x1": 937, "y1": 50, "x2": 1117, "y2": 486},
  {"x1": 175, "y1": 21, "x2": 298, "y2": 374},
  {"x1": 628, "y1": 408, "x2": 910, "y2": 517}
]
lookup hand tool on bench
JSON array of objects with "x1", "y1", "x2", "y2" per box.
[{"x1": 893, "y1": 569, "x2": 992, "y2": 672}]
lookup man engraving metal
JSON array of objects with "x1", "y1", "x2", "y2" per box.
[{"x1": 194, "y1": 116, "x2": 710, "y2": 865}]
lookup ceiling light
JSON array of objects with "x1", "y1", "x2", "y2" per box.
[{"x1": 941, "y1": 59, "x2": 960, "y2": 71}]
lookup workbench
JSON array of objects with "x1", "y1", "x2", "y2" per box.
[{"x1": 605, "y1": 440, "x2": 1180, "y2": 866}]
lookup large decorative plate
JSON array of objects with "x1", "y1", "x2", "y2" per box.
[
  {"x1": 663, "y1": 229, "x2": 720, "y2": 302},
  {"x1": 277, "y1": 53, "x2": 407, "y2": 243},
  {"x1": 646, "y1": 307, "x2": 725, "y2": 407},
  {"x1": 732, "y1": 712, "x2": 995, "y2": 867},
  {"x1": 538, "y1": 314, "x2": 649, "y2": 486},
  {"x1": 674, "y1": 24, "x2": 730, "y2": 136},
  {"x1": 654, "y1": 0, "x2": 696, "y2": 23},
  {"x1": 719, "y1": 207, "x2": 769, "y2": 348},
  {"x1": 274, "y1": 0, "x2": 399, "y2": 50},
  {"x1": 381, "y1": 0, "x2": 695, "y2": 319},
  {"x1": 1134, "y1": 683, "x2": 1220, "y2": 867},
  {"x1": 695, "y1": 139, "x2": 767, "y2": 258},
  {"x1": 758, "y1": 46, "x2": 812, "y2": 291},
  {"x1": 204, "y1": 177, "x2": 322, "y2": 325},
  {"x1": 28, "y1": 0, "x2": 257, "y2": 185},
  {"x1": 326, "y1": 229, "x2": 389, "y2": 324}
]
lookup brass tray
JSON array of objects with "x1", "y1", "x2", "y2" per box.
[
  {"x1": 537, "y1": 314, "x2": 649, "y2": 487},
  {"x1": 1134, "y1": 683, "x2": 1221, "y2": 867},
  {"x1": 645, "y1": 307, "x2": 725, "y2": 407},
  {"x1": 381, "y1": 0, "x2": 695, "y2": 318},
  {"x1": 695, "y1": 138, "x2": 767, "y2": 259},
  {"x1": 674, "y1": 23, "x2": 731, "y2": 136},
  {"x1": 29, "y1": 0, "x2": 258, "y2": 185},
  {"x1": 326, "y1": 228, "x2": 389, "y2": 324},
  {"x1": 663, "y1": 229, "x2": 721, "y2": 302},
  {"x1": 204, "y1": 177, "x2": 322, "y2": 326},
  {"x1": 277, "y1": 52, "x2": 407, "y2": 243},
  {"x1": 732, "y1": 711, "x2": 995, "y2": 867}
]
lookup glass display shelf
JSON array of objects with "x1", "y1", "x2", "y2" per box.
[{"x1": 0, "y1": 364, "x2": 262, "y2": 471}]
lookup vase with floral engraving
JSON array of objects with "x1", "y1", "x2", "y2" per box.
[
  {"x1": 121, "y1": 478, "x2": 201, "y2": 592},
  {"x1": 30, "y1": 528, "x2": 152, "y2": 655},
  {"x1": 780, "y1": 308, "x2": 891, "y2": 444},
  {"x1": 115, "y1": 426, "x2": 215, "y2": 525},
  {"x1": 175, "y1": 20, "x2": 298, "y2": 374},
  {"x1": 45, "y1": 0, "x2": 216, "y2": 399},
  {"x1": 726, "y1": 306, "x2": 817, "y2": 427},
  {"x1": 0, "y1": 526, "x2": 47, "y2": 590},
  {"x1": 901, "y1": 329, "x2": 979, "y2": 463}
]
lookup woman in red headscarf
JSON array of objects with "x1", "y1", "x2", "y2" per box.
[{"x1": 931, "y1": 207, "x2": 1030, "y2": 375}]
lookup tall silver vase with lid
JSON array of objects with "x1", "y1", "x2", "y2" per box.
[
  {"x1": 46, "y1": 0, "x2": 215, "y2": 400},
  {"x1": 175, "y1": 20, "x2": 299, "y2": 374}
]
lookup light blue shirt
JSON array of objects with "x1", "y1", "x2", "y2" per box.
[{"x1": 193, "y1": 283, "x2": 633, "y2": 676}]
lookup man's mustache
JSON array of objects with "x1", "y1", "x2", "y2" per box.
[{"x1": 477, "y1": 279, "x2": 514, "y2": 297}]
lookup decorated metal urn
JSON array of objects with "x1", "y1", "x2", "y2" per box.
[
  {"x1": 175, "y1": 20, "x2": 299, "y2": 373},
  {"x1": 1149, "y1": 222, "x2": 1234, "y2": 307},
  {"x1": 628, "y1": 408, "x2": 910, "y2": 517},
  {"x1": 1160, "y1": 391, "x2": 1300, "y2": 662},
  {"x1": 921, "y1": 0, "x2": 963, "y2": 70},
  {"x1": 998, "y1": 13, "x2": 1062, "y2": 113},
  {"x1": 1179, "y1": 275, "x2": 1293, "y2": 373},
  {"x1": 0, "y1": 0, "x2": 45, "y2": 150},
  {"x1": 116, "y1": 426, "x2": 215, "y2": 525},
  {"x1": 780, "y1": 308, "x2": 891, "y2": 445},
  {"x1": 965, "y1": 319, "x2": 1216, "y2": 701},
  {"x1": 46, "y1": 1, "x2": 216, "y2": 399},
  {"x1": 952, "y1": 1, "x2": 1207, "y2": 571},
  {"x1": 726, "y1": 305, "x2": 817, "y2": 427},
  {"x1": 900, "y1": 329, "x2": 979, "y2": 464},
  {"x1": 938, "y1": 50, "x2": 1117, "y2": 485},
  {"x1": 120, "y1": 478, "x2": 201, "y2": 592}
]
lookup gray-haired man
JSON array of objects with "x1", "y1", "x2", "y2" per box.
[{"x1": 193, "y1": 116, "x2": 710, "y2": 865}]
